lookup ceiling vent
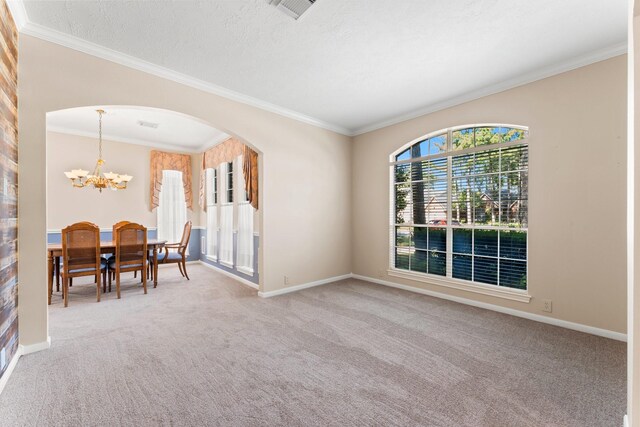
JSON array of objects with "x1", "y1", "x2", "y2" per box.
[
  {"x1": 267, "y1": 0, "x2": 317, "y2": 20},
  {"x1": 137, "y1": 120, "x2": 159, "y2": 129}
]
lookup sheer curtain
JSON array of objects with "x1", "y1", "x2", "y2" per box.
[
  {"x1": 205, "y1": 168, "x2": 218, "y2": 259},
  {"x1": 219, "y1": 162, "x2": 234, "y2": 266},
  {"x1": 157, "y1": 170, "x2": 188, "y2": 251},
  {"x1": 237, "y1": 155, "x2": 254, "y2": 274}
]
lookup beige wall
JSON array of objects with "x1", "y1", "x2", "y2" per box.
[
  {"x1": 47, "y1": 131, "x2": 202, "y2": 230},
  {"x1": 19, "y1": 35, "x2": 352, "y2": 346},
  {"x1": 18, "y1": 32, "x2": 626, "y2": 350},
  {"x1": 352, "y1": 55, "x2": 628, "y2": 334}
]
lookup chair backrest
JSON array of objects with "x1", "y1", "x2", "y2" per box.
[
  {"x1": 62, "y1": 222, "x2": 101, "y2": 272},
  {"x1": 115, "y1": 223, "x2": 147, "y2": 269},
  {"x1": 113, "y1": 221, "x2": 131, "y2": 238},
  {"x1": 179, "y1": 221, "x2": 192, "y2": 253}
]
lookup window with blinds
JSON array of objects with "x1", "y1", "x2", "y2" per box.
[{"x1": 392, "y1": 125, "x2": 528, "y2": 290}]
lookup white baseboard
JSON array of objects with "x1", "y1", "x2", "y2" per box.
[
  {"x1": 0, "y1": 336, "x2": 51, "y2": 396},
  {"x1": 0, "y1": 348, "x2": 22, "y2": 395},
  {"x1": 20, "y1": 336, "x2": 52, "y2": 355},
  {"x1": 258, "y1": 274, "x2": 352, "y2": 298},
  {"x1": 624, "y1": 415, "x2": 628, "y2": 427},
  {"x1": 199, "y1": 260, "x2": 259, "y2": 290},
  {"x1": 353, "y1": 274, "x2": 627, "y2": 342}
]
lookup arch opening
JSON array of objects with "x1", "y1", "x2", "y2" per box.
[{"x1": 44, "y1": 104, "x2": 264, "y2": 317}]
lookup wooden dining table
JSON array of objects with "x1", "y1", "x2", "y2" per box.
[{"x1": 47, "y1": 239, "x2": 167, "y2": 305}]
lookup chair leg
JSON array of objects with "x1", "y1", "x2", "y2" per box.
[
  {"x1": 182, "y1": 259, "x2": 190, "y2": 280},
  {"x1": 109, "y1": 270, "x2": 112, "y2": 293},
  {"x1": 63, "y1": 276, "x2": 69, "y2": 308},
  {"x1": 70, "y1": 277, "x2": 73, "y2": 287},
  {"x1": 116, "y1": 270, "x2": 121, "y2": 299},
  {"x1": 134, "y1": 271, "x2": 137, "y2": 279},
  {"x1": 103, "y1": 269, "x2": 107, "y2": 293},
  {"x1": 96, "y1": 273, "x2": 101, "y2": 303},
  {"x1": 142, "y1": 267, "x2": 147, "y2": 294},
  {"x1": 177, "y1": 261, "x2": 185, "y2": 277},
  {"x1": 55, "y1": 258, "x2": 61, "y2": 292}
]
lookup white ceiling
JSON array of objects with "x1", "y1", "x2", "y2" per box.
[
  {"x1": 47, "y1": 106, "x2": 230, "y2": 152},
  {"x1": 18, "y1": 0, "x2": 628, "y2": 135}
]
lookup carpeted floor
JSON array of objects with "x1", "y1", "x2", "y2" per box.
[{"x1": 0, "y1": 264, "x2": 626, "y2": 426}]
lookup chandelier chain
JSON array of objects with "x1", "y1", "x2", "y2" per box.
[{"x1": 98, "y1": 109, "x2": 103, "y2": 160}]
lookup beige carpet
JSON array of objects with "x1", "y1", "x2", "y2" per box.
[{"x1": 0, "y1": 264, "x2": 626, "y2": 426}]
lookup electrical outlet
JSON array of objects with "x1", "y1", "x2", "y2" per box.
[
  {"x1": 201, "y1": 236, "x2": 205, "y2": 254},
  {"x1": 1, "y1": 347, "x2": 6, "y2": 370},
  {"x1": 284, "y1": 276, "x2": 290, "y2": 285},
  {"x1": 542, "y1": 299, "x2": 552, "y2": 313}
]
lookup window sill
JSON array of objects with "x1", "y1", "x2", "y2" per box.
[
  {"x1": 206, "y1": 255, "x2": 218, "y2": 262},
  {"x1": 387, "y1": 268, "x2": 531, "y2": 303},
  {"x1": 237, "y1": 266, "x2": 254, "y2": 277},
  {"x1": 220, "y1": 260, "x2": 234, "y2": 268}
]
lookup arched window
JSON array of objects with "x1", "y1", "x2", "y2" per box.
[{"x1": 391, "y1": 125, "x2": 528, "y2": 291}]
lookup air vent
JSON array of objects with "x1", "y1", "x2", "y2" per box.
[
  {"x1": 267, "y1": 0, "x2": 317, "y2": 20},
  {"x1": 137, "y1": 120, "x2": 159, "y2": 129}
]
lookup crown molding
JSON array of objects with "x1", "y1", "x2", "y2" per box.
[
  {"x1": 48, "y1": 125, "x2": 229, "y2": 154},
  {"x1": 15, "y1": 17, "x2": 353, "y2": 136},
  {"x1": 47, "y1": 125, "x2": 206, "y2": 153},
  {"x1": 9, "y1": 0, "x2": 628, "y2": 138},
  {"x1": 352, "y1": 42, "x2": 628, "y2": 136}
]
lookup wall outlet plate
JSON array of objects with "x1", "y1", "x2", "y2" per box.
[
  {"x1": 284, "y1": 275, "x2": 290, "y2": 285},
  {"x1": 201, "y1": 236, "x2": 205, "y2": 254},
  {"x1": 542, "y1": 299, "x2": 553, "y2": 313}
]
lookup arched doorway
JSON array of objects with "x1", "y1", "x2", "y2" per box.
[{"x1": 45, "y1": 105, "x2": 263, "y2": 313}]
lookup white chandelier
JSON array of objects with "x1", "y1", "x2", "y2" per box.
[{"x1": 64, "y1": 109, "x2": 132, "y2": 192}]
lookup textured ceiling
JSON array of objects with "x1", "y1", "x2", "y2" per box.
[
  {"x1": 47, "y1": 106, "x2": 229, "y2": 151},
  {"x1": 22, "y1": 0, "x2": 627, "y2": 134}
]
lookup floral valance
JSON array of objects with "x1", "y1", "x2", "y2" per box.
[
  {"x1": 150, "y1": 150, "x2": 193, "y2": 210},
  {"x1": 199, "y1": 137, "x2": 259, "y2": 210}
]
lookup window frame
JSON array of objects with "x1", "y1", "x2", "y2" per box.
[
  {"x1": 236, "y1": 155, "x2": 254, "y2": 276},
  {"x1": 205, "y1": 167, "x2": 219, "y2": 262},
  {"x1": 389, "y1": 124, "x2": 531, "y2": 303},
  {"x1": 238, "y1": 156, "x2": 250, "y2": 204}
]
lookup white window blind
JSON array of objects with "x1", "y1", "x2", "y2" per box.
[
  {"x1": 205, "y1": 168, "x2": 218, "y2": 260},
  {"x1": 392, "y1": 126, "x2": 528, "y2": 290},
  {"x1": 157, "y1": 170, "x2": 188, "y2": 250}
]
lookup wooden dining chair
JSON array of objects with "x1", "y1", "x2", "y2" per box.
[
  {"x1": 109, "y1": 222, "x2": 148, "y2": 299},
  {"x1": 61, "y1": 222, "x2": 106, "y2": 307},
  {"x1": 150, "y1": 221, "x2": 192, "y2": 280},
  {"x1": 57, "y1": 221, "x2": 106, "y2": 292},
  {"x1": 107, "y1": 220, "x2": 131, "y2": 286}
]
